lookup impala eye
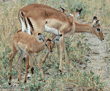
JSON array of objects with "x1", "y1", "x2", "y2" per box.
[{"x1": 97, "y1": 28, "x2": 100, "y2": 32}]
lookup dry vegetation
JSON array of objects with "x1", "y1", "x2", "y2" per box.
[{"x1": 0, "y1": 0, "x2": 110, "y2": 90}]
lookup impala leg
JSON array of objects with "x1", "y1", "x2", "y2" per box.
[
  {"x1": 8, "y1": 47, "x2": 17, "y2": 85},
  {"x1": 42, "y1": 51, "x2": 49, "y2": 64},
  {"x1": 64, "y1": 41, "x2": 70, "y2": 64},
  {"x1": 38, "y1": 54, "x2": 44, "y2": 79},
  {"x1": 17, "y1": 54, "x2": 22, "y2": 83},
  {"x1": 18, "y1": 49, "x2": 25, "y2": 84},
  {"x1": 51, "y1": 34, "x2": 60, "y2": 58},
  {"x1": 59, "y1": 35, "x2": 64, "y2": 72},
  {"x1": 29, "y1": 55, "x2": 34, "y2": 74},
  {"x1": 57, "y1": 44, "x2": 60, "y2": 58},
  {"x1": 64, "y1": 33, "x2": 75, "y2": 64},
  {"x1": 24, "y1": 54, "x2": 29, "y2": 83}
]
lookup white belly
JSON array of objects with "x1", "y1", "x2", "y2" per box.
[{"x1": 45, "y1": 25, "x2": 60, "y2": 35}]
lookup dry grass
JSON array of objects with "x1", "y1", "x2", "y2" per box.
[{"x1": 0, "y1": 0, "x2": 110, "y2": 90}]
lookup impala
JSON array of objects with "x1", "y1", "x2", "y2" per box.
[
  {"x1": 8, "y1": 31, "x2": 62, "y2": 85},
  {"x1": 18, "y1": 3, "x2": 82, "y2": 34}
]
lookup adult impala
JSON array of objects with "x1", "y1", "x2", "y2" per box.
[
  {"x1": 8, "y1": 31, "x2": 62, "y2": 85},
  {"x1": 18, "y1": 3, "x2": 82, "y2": 34}
]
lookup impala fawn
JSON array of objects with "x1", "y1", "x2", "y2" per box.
[{"x1": 8, "y1": 31, "x2": 62, "y2": 85}]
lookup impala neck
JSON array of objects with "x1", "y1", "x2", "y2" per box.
[{"x1": 75, "y1": 22, "x2": 93, "y2": 34}]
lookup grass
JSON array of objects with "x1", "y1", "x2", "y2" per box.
[{"x1": 0, "y1": 0, "x2": 110, "y2": 90}]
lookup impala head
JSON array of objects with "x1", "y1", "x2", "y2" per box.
[
  {"x1": 60, "y1": 7, "x2": 83, "y2": 18},
  {"x1": 45, "y1": 38, "x2": 54, "y2": 53},
  {"x1": 92, "y1": 16, "x2": 104, "y2": 41},
  {"x1": 38, "y1": 33, "x2": 62, "y2": 53},
  {"x1": 74, "y1": 8, "x2": 83, "y2": 17},
  {"x1": 46, "y1": 34, "x2": 62, "y2": 53}
]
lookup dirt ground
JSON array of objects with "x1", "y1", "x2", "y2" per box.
[{"x1": 79, "y1": 20, "x2": 110, "y2": 90}]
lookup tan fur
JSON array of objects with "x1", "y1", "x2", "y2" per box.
[{"x1": 8, "y1": 31, "x2": 54, "y2": 84}]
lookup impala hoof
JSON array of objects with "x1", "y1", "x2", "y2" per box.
[
  {"x1": 31, "y1": 67, "x2": 34, "y2": 74},
  {"x1": 8, "y1": 82, "x2": 11, "y2": 85},
  {"x1": 24, "y1": 80, "x2": 27, "y2": 83},
  {"x1": 23, "y1": 57, "x2": 26, "y2": 62},
  {"x1": 58, "y1": 69, "x2": 63, "y2": 73}
]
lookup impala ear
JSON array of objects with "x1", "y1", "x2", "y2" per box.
[
  {"x1": 92, "y1": 19, "x2": 100, "y2": 27},
  {"x1": 60, "y1": 7, "x2": 66, "y2": 12},
  {"x1": 96, "y1": 20, "x2": 100, "y2": 24},
  {"x1": 76, "y1": 8, "x2": 83, "y2": 14},
  {"x1": 52, "y1": 34, "x2": 62, "y2": 44},
  {"x1": 38, "y1": 33, "x2": 45, "y2": 42},
  {"x1": 93, "y1": 16, "x2": 97, "y2": 20},
  {"x1": 59, "y1": 7, "x2": 70, "y2": 18},
  {"x1": 79, "y1": 8, "x2": 83, "y2": 14},
  {"x1": 92, "y1": 16, "x2": 98, "y2": 27}
]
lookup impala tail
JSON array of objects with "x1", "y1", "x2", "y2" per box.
[
  {"x1": 18, "y1": 11, "x2": 27, "y2": 33},
  {"x1": 26, "y1": 17, "x2": 34, "y2": 35}
]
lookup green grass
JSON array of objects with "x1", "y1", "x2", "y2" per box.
[{"x1": 0, "y1": 0, "x2": 110, "y2": 90}]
